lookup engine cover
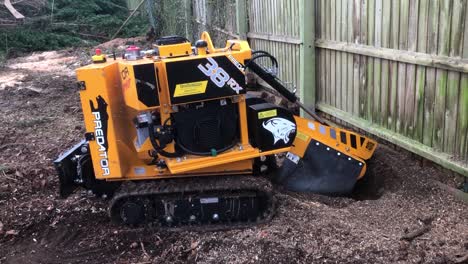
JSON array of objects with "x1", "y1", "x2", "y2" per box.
[
  {"x1": 173, "y1": 100, "x2": 239, "y2": 155},
  {"x1": 247, "y1": 103, "x2": 297, "y2": 151}
]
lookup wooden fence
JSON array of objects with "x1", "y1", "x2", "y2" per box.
[
  {"x1": 315, "y1": 0, "x2": 468, "y2": 176},
  {"x1": 129, "y1": 0, "x2": 468, "y2": 176}
]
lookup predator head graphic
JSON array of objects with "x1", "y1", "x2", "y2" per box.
[{"x1": 262, "y1": 117, "x2": 296, "y2": 144}]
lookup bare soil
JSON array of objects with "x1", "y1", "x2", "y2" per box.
[{"x1": 0, "y1": 50, "x2": 467, "y2": 264}]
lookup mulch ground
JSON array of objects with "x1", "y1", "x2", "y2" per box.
[{"x1": 0, "y1": 50, "x2": 467, "y2": 264}]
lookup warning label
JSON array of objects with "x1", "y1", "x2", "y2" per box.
[{"x1": 173, "y1": 81, "x2": 208, "y2": 97}]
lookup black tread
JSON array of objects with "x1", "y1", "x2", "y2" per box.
[{"x1": 108, "y1": 175, "x2": 276, "y2": 231}]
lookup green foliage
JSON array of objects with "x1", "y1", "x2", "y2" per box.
[{"x1": 0, "y1": 0, "x2": 149, "y2": 57}]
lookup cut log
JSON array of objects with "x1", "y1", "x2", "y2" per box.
[{"x1": 4, "y1": 0, "x2": 25, "y2": 19}]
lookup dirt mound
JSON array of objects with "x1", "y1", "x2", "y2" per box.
[{"x1": 0, "y1": 51, "x2": 467, "y2": 264}]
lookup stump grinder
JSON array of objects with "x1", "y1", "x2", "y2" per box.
[{"x1": 55, "y1": 32, "x2": 377, "y2": 228}]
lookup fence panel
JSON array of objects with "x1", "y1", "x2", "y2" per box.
[
  {"x1": 315, "y1": 0, "x2": 468, "y2": 175},
  {"x1": 247, "y1": 0, "x2": 301, "y2": 91}
]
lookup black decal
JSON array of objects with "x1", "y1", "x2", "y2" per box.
[
  {"x1": 89, "y1": 96, "x2": 109, "y2": 151},
  {"x1": 166, "y1": 56, "x2": 246, "y2": 104},
  {"x1": 133, "y1": 64, "x2": 159, "y2": 107}
]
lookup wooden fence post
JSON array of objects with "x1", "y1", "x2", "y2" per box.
[
  {"x1": 184, "y1": 0, "x2": 192, "y2": 40},
  {"x1": 236, "y1": 0, "x2": 248, "y2": 39},
  {"x1": 299, "y1": 0, "x2": 316, "y2": 113}
]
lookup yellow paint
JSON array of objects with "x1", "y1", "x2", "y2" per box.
[
  {"x1": 258, "y1": 109, "x2": 277, "y2": 119},
  {"x1": 296, "y1": 131, "x2": 309, "y2": 141},
  {"x1": 173, "y1": 80, "x2": 208, "y2": 97}
]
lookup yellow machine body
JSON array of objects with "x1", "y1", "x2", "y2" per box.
[
  {"x1": 55, "y1": 32, "x2": 377, "y2": 226},
  {"x1": 75, "y1": 33, "x2": 376, "y2": 183}
]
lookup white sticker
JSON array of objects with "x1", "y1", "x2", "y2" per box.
[
  {"x1": 308, "y1": 122, "x2": 316, "y2": 130},
  {"x1": 200, "y1": 197, "x2": 219, "y2": 204},
  {"x1": 134, "y1": 167, "x2": 146, "y2": 175},
  {"x1": 262, "y1": 118, "x2": 296, "y2": 144},
  {"x1": 286, "y1": 152, "x2": 300, "y2": 164}
]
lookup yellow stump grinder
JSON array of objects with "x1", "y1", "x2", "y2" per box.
[{"x1": 54, "y1": 32, "x2": 377, "y2": 228}]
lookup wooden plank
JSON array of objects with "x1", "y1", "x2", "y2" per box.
[
  {"x1": 235, "y1": 0, "x2": 248, "y2": 39},
  {"x1": 341, "y1": 0, "x2": 347, "y2": 111},
  {"x1": 380, "y1": 0, "x2": 391, "y2": 128},
  {"x1": 414, "y1": 0, "x2": 429, "y2": 142},
  {"x1": 358, "y1": 0, "x2": 366, "y2": 117},
  {"x1": 325, "y1": 0, "x2": 332, "y2": 105},
  {"x1": 423, "y1": 0, "x2": 440, "y2": 146},
  {"x1": 247, "y1": 32, "x2": 301, "y2": 44},
  {"x1": 396, "y1": 0, "x2": 409, "y2": 134},
  {"x1": 317, "y1": 103, "x2": 468, "y2": 177},
  {"x1": 335, "y1": 0, "x2": 342, "y2": 109},
  {"x1": 459, "y1": 3, "x2": 468, "y2": 160},
  {"x1": 433, "y1": 0, "x2": 452, "y2": 151},
  {"x1": 444, "y1": 0, "x2": 465, "y2": 153},
  {"x1": 403, "y1": 0, "x2": 419, "y2": 137},
  {"x1": 317, "y1": 0, "x2": 325, "y2": 103},
  {"x1": 299, "y1": 0, "x2": 316, "y2": 111},
  {"x1": 366, "y1": 0, "x2": 375, "y2": 122},
  {"x1": 347, "y1": 0, "x2": 355, "y2": 114},
  {"x1": 373, "y1": 0, "x2": 382, "y2": 124},
  {"x1": 388, "y1": 0, "x2": 400, "y2": 131},
  {"x1": 458, "y1": 74, "x2": 468, "y2": 160},
  {"x1": 184, "y1": 0, "x2": 192, "y2": 40},
  {"x1": 330, "y1": 0, "x2": 337, "y2": 107}
]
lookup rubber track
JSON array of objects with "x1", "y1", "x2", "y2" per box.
[{"x1": 108, "y1": 175, "x2": 276, "y2": 231}]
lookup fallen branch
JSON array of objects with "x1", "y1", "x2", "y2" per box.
[
  {"x1": 401, "y1": 225, "x2": 430, "y2": 241},
  {"x1": 4, "y1": 0, "x2": 25, "y2": 19},
  {"x1": 453, "y1": 252, "x2": 468, "y2": 264},
  {"x1": 0, "y1": 143, "x2": 29, "y2": 150}
]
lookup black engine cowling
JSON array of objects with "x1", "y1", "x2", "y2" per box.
[{"x1": 172, "y1": 100, "x2": 239, "y2": 155}]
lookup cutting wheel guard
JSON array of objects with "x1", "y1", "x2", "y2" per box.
[{"x1": 273, "y1": 139, "x2": 364, "y2": 194}]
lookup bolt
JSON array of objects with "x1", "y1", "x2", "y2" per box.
[
  {"x1": 238, "y1": 145, "x2": 244, "y2": 151},
  {"x1": 348, "y1": 157, "x2": 352, "y2": 161},
  {"x1": 337, "y1": 152, "x2": 341, "y2": 156},
  {"x1": 176, "y1": 157, "x2": 182, "y2": 163},
  {"x1": 212, "y1": 213, "x2": 219, "y2": 221},
  {"x1": 359, "y1": 163, "x2": 362, "y2": 166},
  {"x1": 80, "y1": 146, "x2": 88, "y2": 153},
  {"x1": 189, "y1": 215, "x2": 196, "y2": 222},
  {"x1": 326, "y1": 147, "x2": 330, "y2": 151},
  {"x1": 260, "y1": 156, "x2": 266, "y2": 162},
  {"x1": 316, "y1": 142, "x2": 320, "y2": 146},
  {"x1": 165, "y1": 216, "x2": 173, "y2": 223}
]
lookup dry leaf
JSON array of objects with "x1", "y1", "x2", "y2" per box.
[{"x1": 190, "y1": 241, "x2": 199, "y2": 250}]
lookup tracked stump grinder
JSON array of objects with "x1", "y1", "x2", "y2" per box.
[{"x1": 55, "y1": 32, "x2": 377, "y2": 228}]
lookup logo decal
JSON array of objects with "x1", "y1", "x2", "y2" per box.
[
  {"x1": 263, "y1": 118, "x2": 296, "y2": 144},
  {"x1": 198, "y1": 57, "x2": 243, "y2": 94},
  {"x1": 89, "y1": 96, "x2": 110, "y2": 176},
  {"x1": 227, "y1": 54, "x2": 245, "y2": 72},
  {"x1": 121, "y1": 67, "x2": 131, "y2": 93}
]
